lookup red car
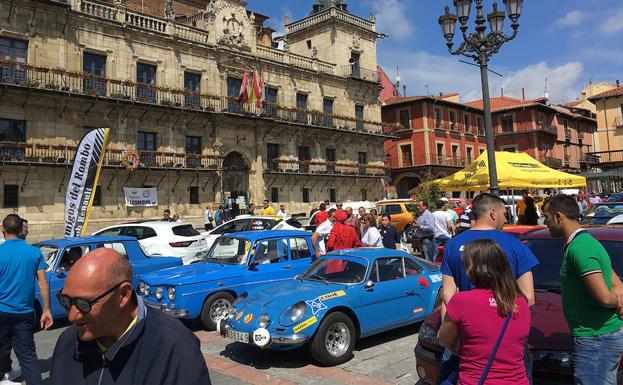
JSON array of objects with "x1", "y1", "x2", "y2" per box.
[{"x1": 415, "y1": 227, "x2": 623, "y2": 385}]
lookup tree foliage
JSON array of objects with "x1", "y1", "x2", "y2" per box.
[{"x1": 410, "y1": 173, "x2": 443, "y2": 215}]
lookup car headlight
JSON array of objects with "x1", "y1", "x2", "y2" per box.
[
  {"x1": 155, "y1": 287, "x2": 163, "y2": 300},
  {"x1": 233, "y1": 292, "x2": 248, "y2": 306},
  {"x1": 228, "y1": 305, "x2": 237, "y2": 319},
  {"x1": 167, "y1": 287, "x2": 176, "y2": 301},
  {"x1": 533, "y1": 350, "x2": 572, "y2": 368},
  {"x1": 138, "y1": 281, "x2": 146, "y2": 294},
  {"x1": 279, "y1": 301, "x2": 307, "y2": 326},
  {"x1": 259, "y1": 313, "x2": 271, "y2": 328},
  {"x1": 418, "y1": 322, "x2": 439, "y2": 345}
]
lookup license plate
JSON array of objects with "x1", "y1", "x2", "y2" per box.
[{"x1": 226, "y1": 329, "x2": 249, "y2": 343}]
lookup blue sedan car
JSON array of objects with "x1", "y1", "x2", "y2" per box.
[
  {"x1": 138, "y1": 230, "x2": 314, "y2": 330},
  {"x1": 34, "y1": 236, "x2": 182, "y2": 319},
  {"x1": 219, "y1": 248, "x2": 442, "y2": 366}
]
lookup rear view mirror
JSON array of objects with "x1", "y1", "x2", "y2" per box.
[
  {"x1": 248, "y1": 260, "x2": 259, "y2": 269},
  {"x1": 364, "y1": 280, "x2": 375, "y2": 291}
]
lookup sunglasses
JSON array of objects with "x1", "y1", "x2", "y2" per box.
[{"x1": 56, "y1": 281, "x2": 128, "y2": 313}]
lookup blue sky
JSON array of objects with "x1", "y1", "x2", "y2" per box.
[{"x1": 246, "y1": 0, "x2": 623, "y2": 104}]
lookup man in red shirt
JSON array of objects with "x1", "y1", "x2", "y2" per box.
[
  {"x1": 326, "y1": 210, "x2": 361, "y2": 251},
  {"x1": 315, "y1": 203, "x2": 329, "y2": 227}
]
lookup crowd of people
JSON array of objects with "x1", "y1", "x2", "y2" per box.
[
  {"x1": 434, "y1": 192, "x2": 623, "y2": 385},
  {"x1": 311, "y1": 200, "x2": 400, "y2": 258}
]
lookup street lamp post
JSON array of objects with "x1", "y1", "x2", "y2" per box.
[{"x1": 438, "y1": 0, "x2": 523, "y2": 196}]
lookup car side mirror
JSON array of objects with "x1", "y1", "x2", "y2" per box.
[
  {"x1": 364, "y1": 280, "x2": 375, "y2": 291},
  {"x1": 55, "y1": 266, "x2": 66, "y2": 277},
  {"x1": 248, "y1": 260, "x2": 259, "y2": 269}
]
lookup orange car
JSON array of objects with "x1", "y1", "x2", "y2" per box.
[{"x1": 375, "y1": 199, "x2": 417, "y2": 232}]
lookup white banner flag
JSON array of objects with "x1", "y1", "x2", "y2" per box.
[
  {"x1": 64, "y1": 128, "x2": 109, "y2": 237},
  {"x1": 123, "y1": 187, "x2": 158, "y2": 207}
]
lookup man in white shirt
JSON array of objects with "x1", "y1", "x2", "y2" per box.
[
  {"x1": 432, "y1": 199, "x2": 453, "y2": 251},
  {"x1": 276, "y1": 204, "x2": 288, "y2": 217},
  {"x1": 311, "y1": 209, "x2": 337, "y2": 259},
  {"x1": 204, "y1": 206, "x2": 214, "y2": 231}
]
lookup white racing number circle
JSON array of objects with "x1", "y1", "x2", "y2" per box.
[{"x1": 253, "y1": 328, "x2": 271, "y2": 348}]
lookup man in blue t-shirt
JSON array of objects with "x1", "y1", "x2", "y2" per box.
[
  {"x1": 0, "y1": 214, "x2": 53, "y2": 385},
  {"x1": 438, "y1": 193, "x2": 539, "y2": 384}
]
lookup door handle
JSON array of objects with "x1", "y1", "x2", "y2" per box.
[
  {"x1": 405, "y1": 290, "x2": 416, "y2": 295},
  {"x1": 282, "y1": 265, "x2": 293, "y2": 269}
]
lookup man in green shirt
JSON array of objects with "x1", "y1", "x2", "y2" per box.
[{"x1": 543, "y1": 195, "x2": 623, "y2": 384}]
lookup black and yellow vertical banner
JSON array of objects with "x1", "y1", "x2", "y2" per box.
[{"x1": 64, "y1": 128, "x2": 110, "y2": 237}]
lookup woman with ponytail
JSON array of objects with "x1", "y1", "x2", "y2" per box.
[{"x1": 438, "y1": 239, "x2": 530, "y2": 385}]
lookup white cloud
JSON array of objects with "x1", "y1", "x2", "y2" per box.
[
  {"x1": 379, "y1": 49, "x2": 585, "y2": 104},
  {"x1": 600, "y1": 7, "x2": 623, "y2": 35},
  {"x1": 553, "y1": 10, "x2": 585, "y2": 28},
  {"x1": 372, "y1": 0, "x2": 413, "y2": 40}
]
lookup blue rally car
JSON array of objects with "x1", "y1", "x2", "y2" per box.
[
  {"x1": 218, "y1": 248, "x2": 442, "y2": 366},
  {"x1": 33, "y1": 236, "x2": 182, "y2": 320},
  {"x1": 137, "y1": 230, "x2": 314, "y2": 330}
]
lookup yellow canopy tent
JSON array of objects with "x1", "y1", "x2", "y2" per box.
[{"x1": 430, "y1": 151, "x2": 586, "y2": 191}]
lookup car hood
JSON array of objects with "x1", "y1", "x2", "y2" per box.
[
  {"x1": 140, "y1": 261, "x2": 243, "y2": 286},
  {"x1": 243, "y1": 279, "x2": 354, "y2": 311},
  {"x1": 529, "y1": 291, "x2": 571, "y2": 351}
]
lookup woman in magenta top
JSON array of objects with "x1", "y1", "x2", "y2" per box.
[{"x1": 438, "y1": 239, "x2": 530, "y2": 385}]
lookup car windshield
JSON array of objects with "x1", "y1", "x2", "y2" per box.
[
  {"x1": 301, "y1": 258, "x2": 367, "y2": 284},
  {"x1": 172, "y1": 224, "x2": 200, "y2": 237},
  {"x1": 202, "y1": 237, "x2": 251, "y2": 265},
  {"x1": 36, "y1": 244, "x2": 59, "y2": 268},
  {"x1": 585, "y1": 204, "x2": 623, "y2": 219},
  {"x1": 526, "y1": 238, "x2": 623, "y2": 290}
]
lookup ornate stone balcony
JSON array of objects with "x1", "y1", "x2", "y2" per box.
[
  {"x1": 0, "y1": 60, "x2": 397, "y2": 137},
  {"x1": 264, "y1": 159, "x2": 388, "y2": 178},
  {"x1": 285, "y1": 7, "x2": 376, "y2": 35}
]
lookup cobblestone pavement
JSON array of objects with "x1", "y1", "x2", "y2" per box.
[{"x1": 29, "y1": 320, "x2": 423, "y2": 385}]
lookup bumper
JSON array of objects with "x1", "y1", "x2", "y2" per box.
[
  {"x1": 144, "y1": 299, "x2": 189, "y2": 317},
  {"x1": 414, "y1": 343, "x2": 441, "y2": 385},
  {"x1": 218, "y1": 319, "x2": 309, "y2": 348}
]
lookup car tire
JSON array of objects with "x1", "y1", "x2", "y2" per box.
[
  {"x1": 309, "y1": 311, "x2": 356, "y2": 366},
  {"x1": 404, "y1": 225, "x2": 418, "y2": 243},
  {"x1": 200, "y1": 292, "x2": 235, "y2": 330}
]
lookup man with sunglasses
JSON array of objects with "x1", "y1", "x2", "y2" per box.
[
  {"x1": 49, "y1": 248, "x2": 211, "y2": 385},
  {"x1": 0, "y1": 214, "x2": 52, "y2": 385}
]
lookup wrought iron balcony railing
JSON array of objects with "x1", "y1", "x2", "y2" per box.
[
  {"x1": 339, "y1": 65, "x2": 379, "y2": 83},
  {"x1": 0, "y1": 141, "x2": 220, "y2": 169},
  {"x1": 264, "y1": 159, "x2": 387, "y2": 177},
  {"x1": 0, "y1": 60, "x2": 397, "y2": 137},
  {"x1": 543, "y1": 156, "x2": 562, "y2": 168}
]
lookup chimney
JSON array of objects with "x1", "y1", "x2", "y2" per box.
[
  {"x1": 522, "y1": 88, "x2": 525, "y2": 100},
  {"x1": 284, "y1": 15, "x2": 289, "y2": 25},
  {"x1": 617, "y1": 80, "x2": 620, "y2": 87},
  {"x1": 403, "y1": 85, "x2": 407, "y2": 97},
  {"x1": 501, "y1": 88, "x2": 504, "y2": 97},
  {"x1": 439, "y1": 92, "x2": 443, "y2": 97}
]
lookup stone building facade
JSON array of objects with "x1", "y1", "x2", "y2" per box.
[{"x1": 0, "y1": 0, "x2": 393, "y2": 240}]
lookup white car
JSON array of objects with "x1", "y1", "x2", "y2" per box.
[
  {"x1": 201, "y1": 215, "x2": 303, "y2": 250},
  {"x1": 93, "y1": 221, "x2": 209, "y2": 265}
]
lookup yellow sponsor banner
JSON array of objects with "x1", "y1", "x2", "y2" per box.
[
  {"x1": 293, "y1": 316, "x2": 317, "y2": 333},
  {"x1": 318, "y1": 290, "x2": 346, "y2": 301}
]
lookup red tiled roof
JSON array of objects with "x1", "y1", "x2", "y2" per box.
[
  {"x1": 588, "y1": 87, "x2": 623, "y2": 101},
  {"x1": 464, "y1": 96, "x2": 548, "y2": 111}
]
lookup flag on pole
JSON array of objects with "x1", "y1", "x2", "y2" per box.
[
  {"x1": 236, "y1": 70, "x2": 249, "y2": 104},
  {"x1": 256, "y1": 71, "x2": 264, "y2": 108},
  {"x1": 64, "y1": 127, "x2": 110, "y2": 237},
  {"x1": 248, "y1": 71, "x2": 259, "y2": 106}
]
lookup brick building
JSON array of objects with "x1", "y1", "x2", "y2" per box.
[{"x1": 383, "y1": 92, "x2": 597, "y2": 198}]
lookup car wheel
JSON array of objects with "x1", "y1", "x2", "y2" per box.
[
  {"x1": 200, "y1": 292, "x2": 234, "y2": 330},
  {"x1": 404, "y1": 225, "x2": 418, "y2": 243},
  {"x1": 309, "y1": 311, "x2": 356, "y2": 366}
]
